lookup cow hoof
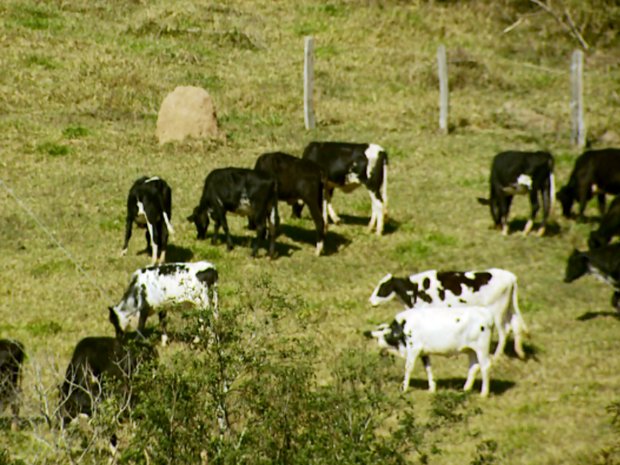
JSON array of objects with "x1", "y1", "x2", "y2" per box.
[{"x1": 120, "y1": 249, "x2": 127, "y2": 257}]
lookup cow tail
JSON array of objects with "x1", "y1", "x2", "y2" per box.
[
  {"x1": 511, "y1": 278, "x2": 529, "y2": 336},
  {"x1": 321, "y1": 168, "x2": 329, "y2": 232}
]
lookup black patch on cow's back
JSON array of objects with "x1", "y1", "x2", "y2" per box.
[
  {"x1": 423, "y1": 277, "x2": 431, "y2": 290},
  {"x1": 156, "y1": 264, "x2": 188, "y2": 276},
  {"x1": 437, "y1": 271, "x2": 492, "y2": 297},
  {"x1": 196, "y1": 268, "x2": 218, "y2": 287},
  {"x1": 385, "y1": 320, "x2": 406, "y2": 348},
  {"x1": 415, "y1": 284, "x2": 433, "y2": 304}
]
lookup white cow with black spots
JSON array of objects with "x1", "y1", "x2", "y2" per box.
[
  {"x1": 109, "y1": 261, "x2": 218, "y2": 345},
  {"x1": 365, "y1": 306, "x2": 494, "y2": 396},
  {"x1": 369, "y1": 268, "x2": 528, "y2": 359},
  {"x1": 297, "y1": 142, "x2": 388, "y2": 235}
]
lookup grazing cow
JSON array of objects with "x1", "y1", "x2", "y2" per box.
[
  {"x1": 369, "y1": 269, "x2": 527, "y2": 359},
  {"x1": 254, "y1": 152, "x2": 328, "y2": 256},
  {"x1": 299, "y1": 142, "x2": 388, "y2": 235},
  {"x1": 564, "y1": 243, "x2": 620, "y2": 311},
  {"x1": 109, "y1": 261, "x2": 218, "y2": 345},
  {"x1": 121, "y1": 176, "x2": 174, "y2": 265},
  {"x1": 364, "y1": 306, "x2": 493, "y2": 396},
  {"x1": 187, "y1": 168, "x2": 279, "y2": 258},
  {"x1": 557, "y1": 148, "x2": 620, "y2": 221},
  {"x1": 60, "y1": 336, "x2": 157, "y2": 422},
  {"x1": 589, "y1": 195, "x2": 620, "y2": 249},
  {"x1": 0, "y1": 339, "x2": 25, "y2": 430},
  {"x1": 477, "y1": 151, "x2": 555, "y2": 236}
]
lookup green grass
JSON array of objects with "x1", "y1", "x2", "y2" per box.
[{"x1": 1, "y1": 0, "x2": 620, "y2": 463}]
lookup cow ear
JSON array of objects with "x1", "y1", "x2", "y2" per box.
[
  {"x1": 477, "y1": 198, "x2": 491, "y2": 206},
  {"x1": 186, "y1": 214, "x2": 194, "y2": 222}
]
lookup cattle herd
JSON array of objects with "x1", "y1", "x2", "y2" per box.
[{"x1": 1, "y1": 143, "x2": 620, "y2": 439}]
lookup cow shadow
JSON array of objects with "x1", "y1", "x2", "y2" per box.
[
  {"x1": 202, "y1": 233, "x2": 299, "y2": 260},
  {"x1": 336, "y1": 214, "x2": 401, "y2": 235},
  {"x1": 164, "y1": 245, "x2": 194, "y2": 263},
  {"x1": 577, "y1": 311, "x2": 620, "y2": 322},
  {"x1": 506, "y1": 219, "x2": 562, "y2": 237},
  {"x1": 278, "y1": 224, "x2": 351, "y2": 256},
  {"x1": 405, "y1": 377, "x2": 516, "y2": 396}
]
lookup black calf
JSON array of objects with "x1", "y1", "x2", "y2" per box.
[
  {"x1": 188, "y1": 168, "x2": 279, "y2": 258},
  {"x1": 589, "y1": 195, "x2": 620, "y2": 249},
  {"x1": 557, "y1": 148, "x2": 620, "y2": 221},
  {"x1": 122, "y1": 176, "x2": 174, "y2": 265},
  {"x1": 59, "y1": 337, "x2": 157, "y2": 423},
  {"x1": 0, "y1": 339, "x2": 25, "y2": 430},
  {"x1": 477, "y1": 150, "x2": 555, "y2": 236},
  {"x1": 564, "y1": 243, "x2": 620, "y2": 312},
  {"x1": 255, "y1": 152, "x2": 327, "y2": 256}
]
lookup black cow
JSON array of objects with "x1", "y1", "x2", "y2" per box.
[
  {"x1": 589, "y1": 195, "x2": 620, "y2": 249},
  {"x1": 122, "y1": 176, "x2": 174, "y2": 265},
  {"x1": 254, "y1": 152, "x2": 327, "y2": 256},
  {"x1": 477, "y1": 151, "x2": 555, "y2": 236},
  {"x1": 557, "y1": 148, "x2": 620, "y2": 221},
  {"x1": 0, "y1": 339, "x2": 25, "y2": 430},
  {"x1": 299, "y1": 142, "x2": 388, "y2": 235},
  {"x1": 59, "y1": 337, "x2": 157, "y2": 423},
  {"x1": 187, "y1": 168, "x2": 279, "y2": 258},
  {"x1": 564, "y1": 243, "x2": 620, "y2": 311}
]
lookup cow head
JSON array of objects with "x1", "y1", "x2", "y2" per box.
[
  {"x1": 108, "y1": 307, "x2": 125, "y2": 339},
  {"x1": 187, "y1": 206, "x2": 210, "y2": 240},
  {"x1": 363, "y1": 320, "x2": 407, "y2": 358},
  {"x1": 564, "y1": 249, "x2": 589, "y2": 283},
  {"x1": 369, "y1": 274, "x2": 416, "y2": 307},
  {"x1": 556, "y1": 186, "x2": 574, "y2": 218}
]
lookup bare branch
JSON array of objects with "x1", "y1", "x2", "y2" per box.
[{"x1": 529, "y1": 0, "x2": 589, "y2": 50}]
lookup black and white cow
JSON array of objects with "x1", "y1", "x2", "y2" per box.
[
  {"x1": 369, "y1": 269, "x2": 527, "y2": 359},
  {"x1": 0, "y1": 339, "x2": 25, "y2": 430},
  {"x1": 299, "y1": 142, "x2": 388, "y2": 235},
  {"x1": 478, "y1": 151, "x2": 555, "y2": 236},
  {"x1": 122, "y1": 176, "x2": 174, "y2": 265},
  {"x1": 557, "y1": 148, "x2": 620, "y2": 221},
  {"x1": 254, "y1": 152, "x2": 328, "y2": 256},
  {"x1": 365, "y1": 306, "x2": 494, "y2": 396},
  {"x1": 60, "y1": 336, "x2": 157, "y2": 423},
  {"x1": 589, "y1": 195, "x2": 620, "y2": 249},
  {"x1": 187, "y1": 168, "x2": 279, "y2": 258},
  {"x1": 564, "y1": 243, "x2": 620, "y2": 311},
  {"x1": 109, "y1": 261, "x2": 218, "y2": 345}
]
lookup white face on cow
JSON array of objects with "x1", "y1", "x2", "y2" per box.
[{"x1": 368, "y1": 273, "x2": 395, "y2": 307}]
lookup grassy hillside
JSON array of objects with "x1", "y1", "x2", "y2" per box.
[{"x1": 1, "y1": 0, "x2": 620, "y2": 463}]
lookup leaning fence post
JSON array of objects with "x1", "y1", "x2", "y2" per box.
[
  {"x1": 437, "y1": 45, "x2": 449, "y2": 135},
  {"x1": 304, "y1": 36, "x2": 316, "y2": 130},
  {"x1": 571, "y1": 49, "x2": 586, "y2": 148}
]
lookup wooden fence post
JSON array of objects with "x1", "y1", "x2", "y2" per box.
[
  {"x1": 571, "y1": 49, "x2": 586, "y2": 148},
  {"x1": 304, "y1": 36, "x2": 316, "y2": 130},
  {"x1": 437, "y1": 45, "x2": 449, "y2": 135}
]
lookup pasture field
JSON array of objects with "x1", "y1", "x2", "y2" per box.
[{"x1": 1, "y1": 0, "x2": 620, "y2": 463}]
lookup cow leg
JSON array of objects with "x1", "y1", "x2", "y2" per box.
[
  {"x1": 252, "y1": 213, "x2": 266, "y2": 258},
  {"x1": 325, "y1": 189, "x2": 341, "y2": 224},
  {"x1": 159, "y1": 311, "x2": 168, "y2": 346},
  {"x1": 511, "y1": 313, "x2": 526, "y2": 359},
  {"x1": 492, "y1": 324, "x2": 507, "y2": 360},
  {"x1": 368, "y1": 190, "x2": 384, "y2": 235},
  {"x1": 422, "y1": 355, "x2": 436, "y2": 393},
  {"x1": 475, "y1": 350, "x2": 491, "y2": 397},
  {"x1": 267, "y1": 206, "x2": 278, "y2": 258},
  {"x1": 598, "y1": 194, "x2": 607, "y2": 217},
  {"x1": 612, "y1": 291, "x2": 620, "y2": 310},
  {"x1": 149, "y1": 221, "x2": 159, "y2": 265},
  {"x1": 537, "y1": 183, "x2": 552, "y2": 237},
  {"x1": 121, "y1": 198, "x2": 137, "y2": 256},
  {"x1": 402, "y1": 346, "x2": 421, "y2": 393},
  {"x1": 498, "y1": 194, "x2": 512, "y2": 235},
  {"x1": 121, "y1": 218, "x2": 134, "y2": 257},
  {"x1": 307, "y1": 198, "x2": 325, "y2": 256},
  {"x1": 158, "y1": 221, "x2": 168, "y2": 264},
  {"x1": 292, "y1": 201, "x2": 304, "y2": 219},
  {"x1": 523, "y1": 189, "x2": 539, "y2": 236},
  {"x1": 576, "y1": 186, "x2": 590, "y2": 222},
  {"x1": 463, "y1": 351, "x2": 480, "y2": 392},
  {"x1": 221, "y1": 214, "x2": 234, "y2": 251}
]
